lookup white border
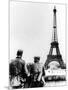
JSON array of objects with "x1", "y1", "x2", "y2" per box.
[{"x1": 0, "y1": 0, "x2": 68, "y2": 90}]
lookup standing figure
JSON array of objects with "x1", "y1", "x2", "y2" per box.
[
  {"x1": 29, "y1": 56, "x2": 46, "y2": 88},
  {"x1": 9, "y1": 50, "x2": 28, "y2": 89}
]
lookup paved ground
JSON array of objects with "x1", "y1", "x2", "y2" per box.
[
  {"x1": 45, "y1": 81, "x2": 67, "y2": 87},
  {"x1": 9, "y1": 81, "x2": 67, "y2": 90}
]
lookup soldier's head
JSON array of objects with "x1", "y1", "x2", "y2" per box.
[
  {"x1": 34, "y1": 56, "x2": 40, "y2": 63},
  {"x1": 16, "y1": 49, "x2": 23, "y2": 58}
]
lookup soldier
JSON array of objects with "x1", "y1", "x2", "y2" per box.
[
  {"x1": 30, "y1": 56, "x2": 46, "y2": 88},
  {"x1": 9, "y1": 49, "x2": 28, "y2": 89}
]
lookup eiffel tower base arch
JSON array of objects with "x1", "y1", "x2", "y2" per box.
[{"x1": 45, "y1": 54, "x2": 66, "y2": 69}]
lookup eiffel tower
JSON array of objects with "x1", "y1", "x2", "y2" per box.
[{"x1": 45, "y1": 6, "x2": 66, "y2": 69}]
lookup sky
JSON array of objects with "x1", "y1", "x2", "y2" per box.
[{"x1": 10, "y1": 1, "x2": 66, "y2": 64}]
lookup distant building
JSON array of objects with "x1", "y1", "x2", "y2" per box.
[{"x1": 45, "y1": 69, "x2": 66, "y2": 81}]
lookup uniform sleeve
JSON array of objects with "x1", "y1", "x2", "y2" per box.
[{"x1": 9, "y1": 62, "x2": 15, "y2": 76}]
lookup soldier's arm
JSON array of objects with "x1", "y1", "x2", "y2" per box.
[
  {"x1": 24, "y1": 63, "x2": 30, "y2": 76},
  {"x1": 38, "y1": 71, "x2": 42, "y2": 81},
  {"x1": 42, "y1": 66, "x2": 46, "y2": 84},
  {"x1": 37, "y1": 64, "x2": 43, "y2": 81},
  {"x1": 38, "y1": 64, "x2": 45, "y2": 81}
]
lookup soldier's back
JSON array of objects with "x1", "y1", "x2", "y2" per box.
[
  {"x1": 9, "y1": 58, "x2": 25, "y2": 76},
  {"x1": 33, "y1": 63, "x2": 43, "y2": 73}
]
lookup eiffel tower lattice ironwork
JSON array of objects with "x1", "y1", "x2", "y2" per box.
[{"x1": 45, "y1": 6, "x2": 66, "y2": 69}]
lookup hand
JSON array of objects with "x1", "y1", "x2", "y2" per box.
[
  {"x1": 27, "y1": 73, "x2": 30, "y2": 76},
  {"x1": 37, "y1": 78, "x2": 40, "y2": 81}
]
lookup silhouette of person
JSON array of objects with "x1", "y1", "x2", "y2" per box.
[
  {"x1": 29, "y1": 56, "x2": 46, "y2": 87},
  {"x1": 9, "y1": 49, "x2": 28, "y2": 89}
]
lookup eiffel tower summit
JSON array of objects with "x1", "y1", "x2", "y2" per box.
[{"x1": 45, "y1": 6, "x2": 66, "y2": 69}]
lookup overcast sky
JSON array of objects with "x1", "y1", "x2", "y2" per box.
[{"x1": 10, "y1": 1, "x2": 66, "y2": 64}]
